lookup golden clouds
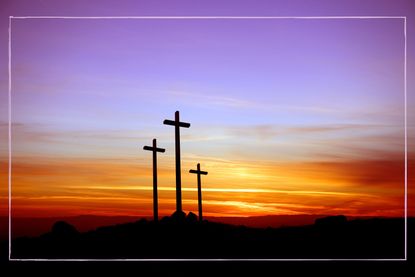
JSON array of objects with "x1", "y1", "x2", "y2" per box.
[{"x1": 2, "y1": 152, "x2": 407, "y2": 218}]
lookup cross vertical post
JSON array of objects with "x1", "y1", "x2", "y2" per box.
[
  {"x1": 163, "y1": 111, "x2": 191, "y2": 213},
  {"x1": 143, "y1": 138, "x2": 165, "y2": 223},
  {"x1": 189, "y1": 163, "x2": 208, "y2": 222}
]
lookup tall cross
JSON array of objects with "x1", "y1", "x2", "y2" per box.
[
  {"x1": 189, "y1": 163, "x2": 208, "y2": 222},
  {"x1": 163, "y1": 111, "x2": 190, "y2": 213},
  {"x1": 143, "y1": 138, "x2": 165, "y2": 223}
]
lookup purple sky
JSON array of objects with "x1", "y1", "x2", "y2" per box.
[{"x1": 5, "y1": 15, "x2": 406, "y2": 160}]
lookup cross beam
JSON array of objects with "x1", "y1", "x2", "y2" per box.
[
  {"x1": 163, "y1": 111, "x2": 190, "y2": 213},
  {"x1": 143, "y1": 138, "x2": 165, "y2": 223},
  {"x1": 189, "y1": 163, "x2": 208, "y2": 222}
]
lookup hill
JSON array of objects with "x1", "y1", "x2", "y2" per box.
[
  {"x1": 2, "y1": 214, "x2": 375, "y2": 240},
  {"x1": 10, "y1": 214, "x2": 410, "y2": 259}
]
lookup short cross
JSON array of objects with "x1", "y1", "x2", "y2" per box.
[{"x1": 189, "y1": 163, "x2": 208, "y2": 222}]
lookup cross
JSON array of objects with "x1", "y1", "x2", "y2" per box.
[
  {"x1": 189, "y1": 163, "x2": 208, "y2": 222},
  {"x1": 143, "y1": 138, "x2": 165, "y2": 223},
  {"x1": 163, "y1": 111, "x2": 190, "y2": 213}
]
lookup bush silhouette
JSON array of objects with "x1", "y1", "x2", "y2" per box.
[{"x1": 50, "y1": 221, "x2": 79, "y2": 238}]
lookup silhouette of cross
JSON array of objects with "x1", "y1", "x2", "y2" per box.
[
  {"x1": 189, "y1": 163, "x2": 208, "y2": 222},
  {"x1": 143, "y1": 138, "x2": 165, "y2": 223},
  {"x1": 163, "y1": 111, "x2": 190, "y2": 213}
]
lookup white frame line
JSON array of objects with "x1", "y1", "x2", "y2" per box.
[
  {"x1": 8, "y1": 15, "x2": 12, "y2": 262},
  {"x1": 10, "y1": 16, "x2": 407, "y2": 19},
  {"x1": 403, "y1": 16, "x2": 408, "y2": 262},
  {"x1": 8, "y1": 15, "x2": 408, "y2": 262}
]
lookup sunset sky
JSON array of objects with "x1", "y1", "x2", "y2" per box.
[{"x1": 0, "y1": 0, "x2": 414, "y2": 221}]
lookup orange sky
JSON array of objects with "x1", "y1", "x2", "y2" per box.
[{"x1": 0, "y1": 150, "x2": 410, "y2": 218}]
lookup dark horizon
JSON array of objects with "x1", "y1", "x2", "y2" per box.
[
  {"x1": 8, "y1": 214, "x2": 410, "y2": 259},
  {"x1": 2, "y1": 213, "x2": 408, "y2": 241}
]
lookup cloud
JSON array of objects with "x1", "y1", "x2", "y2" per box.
[
  {"x1": 165, "y1": 90, "x2": 338, "y2": 114},
  {"x1": 310, "y1": 159, "x2": 405, "y2": 188},
  {"x1": 227, "y1": 123, "x2": 401, "y2": 139},
  {"x1": 0, "y1": 121, "x2": 25, "y2": 128},
  {"x1": 221, "y1": 122, "x2": 405, "y2": 163},
  {"x1": 2, "y1": 153, "x2": 409, "y2": 218},
  {"x1": 166, "y1": 90, "x2": 254, "y2": 108}
]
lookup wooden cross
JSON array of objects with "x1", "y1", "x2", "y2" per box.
[
  {"x1": 163, "y1": 111, "x2": 190, "y2": 213},
  {"x1": 189, "y1": 163, "x2": 208, "y2": 222},
  {"x1": 143, "y1": 138, "x2": 165, "y2": 223}
]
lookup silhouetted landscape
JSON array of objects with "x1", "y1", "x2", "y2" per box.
[
  {"x1": 4, "y1": 109, "x2": 411, "y2": 261},
  {"x1": 10, "y1": 214, "x2": 411, "y2": 259},
  {"x1": 0, "y1": 214, "x2": 340, "y2": 240},
  {"x1": 1, "y1": 214, "x2": 386, "y2": 240}
]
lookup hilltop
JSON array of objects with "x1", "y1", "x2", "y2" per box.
[
  {"x1": 1, "y1": 214, "x2": 339, "y2": 240},
  {"x1": 10, "y1": 214, "x2": 410, "y2": 259}
]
